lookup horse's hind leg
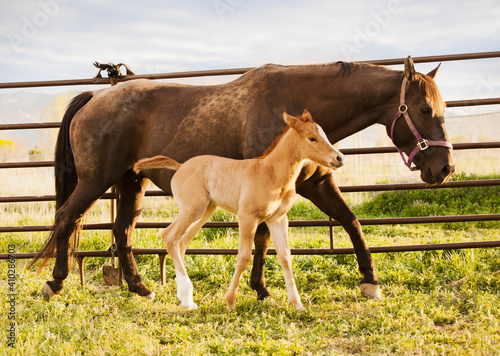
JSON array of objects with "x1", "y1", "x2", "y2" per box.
[
  {"x1": 113, "y1": 174, "x2": 154, "y2": 299},
  {"x1": 43, "y1": 183, "x2": 106, "y2": 298},
  {"x1": 250, "y1": 224, "x2": 271, "y2": 300}
]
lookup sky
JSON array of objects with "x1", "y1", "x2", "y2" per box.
[{"x1": 0, "y1": 0, "x2": 499, "y2": 105}]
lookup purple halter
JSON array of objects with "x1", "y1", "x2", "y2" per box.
[{"x1": 390, "y1": 77, "x2": 453, "y2": 171}]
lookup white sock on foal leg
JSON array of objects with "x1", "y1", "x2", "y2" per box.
[{"x1": 176, "y1": 274, "x2": 198, "y2": 310}]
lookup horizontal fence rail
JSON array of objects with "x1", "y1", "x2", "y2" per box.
[
  {"x1": 1, "y1": 51, "x2": 500, "y2": 89},
  {"x1": 1, "y1": 142, "x2": 499, "y2": 170},
  {"x1": 1, "y1": 179, "x2": 499, "y2": 204},
  {"x1": 1, "y1": 51, "x2": 499, "y2": 285},
  {"x1": 1, "y1": 214, "x2": 500, "y2": 233}
]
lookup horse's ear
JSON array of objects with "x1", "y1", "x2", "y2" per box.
[
  {"x1": 404, "y1": 56, "x2": 417, "y2": 82},
  {"x1": 426, "y1": 63, "x2": 441, "y2": 79}
]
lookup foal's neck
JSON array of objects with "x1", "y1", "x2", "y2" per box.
[{"x1": 262, "y1": 130, "x2": 307, "y2": 186}]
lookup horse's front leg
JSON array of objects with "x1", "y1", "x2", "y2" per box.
[
  {"x1": 297, "y1": 172, "x2": 382, "y2": 300},
  {"x1": 266, "y1": 217, "x2": 303, "y2": 310}
]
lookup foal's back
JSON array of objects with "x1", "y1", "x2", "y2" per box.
[{"x1": 171, "y1": 154, "x2": 281, "y2": 218}]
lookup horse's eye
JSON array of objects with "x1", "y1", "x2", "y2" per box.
[
  {"x1": 309, "y1": 137, "x2": 317, "y2": 142},
  {"x1": 421, "y1": 107, "x2": 432, "y2": 116}
]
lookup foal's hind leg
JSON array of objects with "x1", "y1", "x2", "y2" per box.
[
  {"x1": 43, "y1": 183, "x2": 106, "y2": 298},
  {"x1": 113, "y1": 174, "x2": 154, "y2": 299},
  {"x1": 178, "y1": 202, "x2": 217, "y2": 260},
  {"x1": 162, "y1": 201, "x2": 214, "y2": 309}
]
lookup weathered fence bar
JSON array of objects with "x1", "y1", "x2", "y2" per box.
[
  {"x1": 1, "y1": 179, "x2": 499, "y2": 204},
  {"x1": 1, "y1": 214, "x2": 499, "y2": 233},
  {"x1": 3, "y1": 239, "x2": 500, "y2": 262},
  {"x1": 1, "y1": 51, "x2": 500, "y2": 90},
  {"x1": 1, "y1": 97, "x2": 499, "y2": 133},
  {"x1": 1, "y1": 141, "x2": 499, "y2": 170}
]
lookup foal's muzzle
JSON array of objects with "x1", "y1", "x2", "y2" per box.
[{"x1": 330, "y1": 153, "x2": 344, "y2": 169}]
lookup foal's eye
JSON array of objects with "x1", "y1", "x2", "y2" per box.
[
  {"x1": 309, "y1": 137, "x2": 317, "y2": 142},
  {"x1": 420, "y1": 107, "x2": 432, "y2": 116}
]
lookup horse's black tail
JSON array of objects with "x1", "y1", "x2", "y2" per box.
[
  {"x1": 28, "y1": 92, "x2": 94, "y2": 269},
  {"x1": 54, "y1": 92, "x2": 93, "y2": 209}
]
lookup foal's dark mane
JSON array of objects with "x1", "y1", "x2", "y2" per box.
[{"x1": 256, "y1": 125, "x2": 291, "y2": 159}]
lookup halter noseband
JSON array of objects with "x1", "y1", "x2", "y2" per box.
[{"x1": 390, "y1": 77, "x2": 453, "y2": 171}]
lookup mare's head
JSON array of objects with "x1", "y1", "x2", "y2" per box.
[
  {"x1": 388, "y1": 56, "x2": 455, "y2": 184},
  {"x1": 283, "y1": 110, "x2": 344, "y2": 169}
]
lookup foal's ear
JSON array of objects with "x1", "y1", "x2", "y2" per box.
[
  {"x1": 404, "y1": 55, "x2": 417, "y2": 82},
  {"x1": 283, "y1": 111, "x2": 295, "y2": 126},
  {"x1": 426, "y1": 63, "x2": 441, "y2": 79},
  {"x1": 301, "y1": 109, "x2": 313, "y2": 122},
  {"x1": 283, "y1": 112, "x2": 302, "y2": 130}
]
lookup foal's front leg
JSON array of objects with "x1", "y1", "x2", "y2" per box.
[
  {"x1": 225, "y1": 215, "x2": 259, "y2": 310},
  {"x1": 266, "y1": 217, "x2": 303, "y2": 310}
]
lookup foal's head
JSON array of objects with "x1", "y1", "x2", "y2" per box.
[{"x1": 284, "y1": 110, "x2": 344, "y2": 169}]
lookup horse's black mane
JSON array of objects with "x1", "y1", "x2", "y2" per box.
[{"x1": 335, "y1": 61, "x2": 355, "y2": 76}]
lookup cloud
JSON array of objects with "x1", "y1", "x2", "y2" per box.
[{"x1": 0, "y1": 0, "x2": 498, "y2": 96}]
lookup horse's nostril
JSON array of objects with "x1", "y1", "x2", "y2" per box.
[
  {"x1": 336, "y1": 155, "x2": 343, "y2": 163},
  {"x1": 442, "y1": 164, "x2": 452, "y2": 176}
]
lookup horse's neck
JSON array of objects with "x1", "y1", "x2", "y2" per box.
[
  {"x1": 262, "y1": 130, "x2": 306, "y2": 187},
  {"x1": 278, "y1": 64, "x2": 401, "y2": 142}
]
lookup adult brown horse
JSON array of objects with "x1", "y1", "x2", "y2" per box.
[{"x1": 32, "y1": 56, "x2": 454, "y2": 302}]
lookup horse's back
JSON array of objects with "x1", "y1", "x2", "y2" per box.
[{"x1": 66, "y1": 73, "x2": 282, "y2": 193}]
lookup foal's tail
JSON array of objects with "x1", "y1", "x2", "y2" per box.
[
  {"x1": 133, "y1": 155, "x2": 182, "y2": 173},
  {"x1": 28, "y1": 92, "x2": 94, "y2": 269}
]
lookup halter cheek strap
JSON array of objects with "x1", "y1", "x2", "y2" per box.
[{"x1": 390, "y1": 77, "x2": 453, "y2": 171}]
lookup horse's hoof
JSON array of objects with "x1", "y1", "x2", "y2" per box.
[
  {"x1": 143, "y1": 292, "x2": 155, "y2": 300},
  {"x1": 42, "y1": 283, "x2": 56, "y2": 299},
  {"x1": 360, "y1": 283, "x2": 382, "y2": 300},
  {"x1": 256, "y1": 288, "x2": 271, "y2": 301}
]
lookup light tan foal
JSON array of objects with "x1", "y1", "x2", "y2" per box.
[{"x1": 134, "y1": 110, "x2": 344, "y2": 310}]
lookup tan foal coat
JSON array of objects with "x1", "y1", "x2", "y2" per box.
[{"x1": 134, "y1": 110, "x2": 344, "y2": 310}]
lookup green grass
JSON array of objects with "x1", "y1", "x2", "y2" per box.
[{"x1": 0, "y1": 174, "x2": 499, "y2": 355}]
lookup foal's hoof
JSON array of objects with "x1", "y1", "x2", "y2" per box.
[
  {"x1": 143, "y1": 292, "x2": 156, "y2": 301},
  {"x1": 42, "y1": 283, "x2": 57, "y2": 299},
  {"x1": 360, "y1": 283, "x2": 382, "y2": 300},
  {"x1": 182, "y1": 302, "x2": 199, "y2": 311}
]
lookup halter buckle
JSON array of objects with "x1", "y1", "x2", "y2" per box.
[{"x1": 417, "y1": 139, "x2": 429, "y2": 151}]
